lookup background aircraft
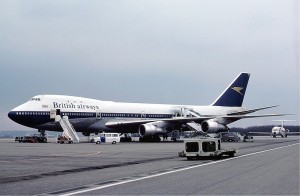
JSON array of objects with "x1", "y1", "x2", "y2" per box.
[
  {"x1": 271, "y1": 120, "x2": 297, "y2": 138},
  {"x1": 249, "y1": 120, "x2": 298, "y2": 138}
]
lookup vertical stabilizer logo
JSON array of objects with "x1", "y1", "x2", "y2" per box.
[{"x1": 231, "y1": 87, "x2": 244, "y2": 95}]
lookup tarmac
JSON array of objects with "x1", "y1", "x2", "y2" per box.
[{"x1": 0, "y1": 136, "x2": 299, "y2": 195}]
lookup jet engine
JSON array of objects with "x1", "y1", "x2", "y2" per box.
[
  {"x1": 201, "y1": 120, "x2": 228, "y2": 133},
  {"x1": 139, "y1": 122, "x2": 167, "y2": 137}
]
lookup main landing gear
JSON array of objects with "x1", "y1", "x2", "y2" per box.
[
  {"x1": 120, "y1": 133, "x2": 133, "y2": 142},
  {"x1": 139, "y1": 135, "x2": 161, "y2": 142}
]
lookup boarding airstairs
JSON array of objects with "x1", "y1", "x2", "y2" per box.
[
  {"x1": 186, "y1": 122, "x2": 202, "y2": 132},
  {"x1": 186, "y1": 122, "x2": 212, "y2": 138},
  {"x1": 55, "y1": 115, "x2": 80, "y2": 143}
]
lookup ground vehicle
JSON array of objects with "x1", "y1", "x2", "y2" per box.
[
  {"x1": 243, "y1": 135, "x2": 254, "y2": 142},
  {"x1": 221, "y1": 132, "x2": 240, "y2": 142},
  {"x1": 57, "y1": 135, "x2": 73, "y2": 144},
  {"x1": 178, "y1": 137, "x2": 237, "y2": 160},
  {"x1": 94, "y1": 133, "x2": 120, "y2": 144},
  {"x1": 15, "y1": 134, "x2": 47, "y2": 143},
  {"x1": 171, "y1": 130, "x2": 195, "y2": 142}
]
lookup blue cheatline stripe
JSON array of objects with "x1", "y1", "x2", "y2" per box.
[
  {"x1": 9, "y1": 111, "x2": 174, "y2": 126},
  {"x1": 8, "y1": 111, "x2": 175, "y2": 129},
  {"x1": 12, "y1": 111, "x2": 174, "y2": 119}
]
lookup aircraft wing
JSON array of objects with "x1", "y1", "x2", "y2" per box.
[
  {"x1": 105, "y1": 117, "x2": 213, "y2": 129},
  {"x1": 222, "y1": 113, "x2": 289, "y2": 120},
  {"x1": 105, "y1": 113, "x2": 287, "y2": 130},
  {"x1": 227, "y1": 105, "x2": 279, "y2": 115}
]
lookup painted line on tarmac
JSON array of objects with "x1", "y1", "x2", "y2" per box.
[
  {"x1": 60, "y1": 142, "x2": 300, "y2": 196},
  {"x1": 83, "y1": 151, "x2": 101, "y2": 156},
  {"x1": 52, "y1": 151, "x2": 101, "y2": 157}
]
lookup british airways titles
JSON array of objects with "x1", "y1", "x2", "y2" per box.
[{"x1": 53, "y1": 102, "x2": 99, "y2": 110}]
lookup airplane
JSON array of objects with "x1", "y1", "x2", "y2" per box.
[
  {"x1": 271, "y1": 120, "x2": 297, "y2": 138},
  {"x1": 8, "y1": 72, "x2": 287, "y2": 142},
  {"x1": 250, "y1": 120, "x2": 297, "y2": 138}
]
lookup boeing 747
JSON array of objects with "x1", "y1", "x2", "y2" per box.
[{"x1": 8, "y1": 73, "x2": 285, "y2": 142}]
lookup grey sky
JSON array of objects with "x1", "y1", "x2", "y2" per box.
[{"x1": 0, "y1": 0, "x2": 299, "y2": 131}]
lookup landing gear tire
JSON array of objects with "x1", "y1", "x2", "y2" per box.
[
  {"x1": 139, "y1": 136, "x2": 161, "y2": 142},
  {"x1": 38, "y1": 130, "x2": 46, "y2": 137},
  {"x1": 120, "y1": 137, "x2": 132, "y2": 142},
  {"x1": 228, "y1": 152, "x2": 235, "y2": 157}
]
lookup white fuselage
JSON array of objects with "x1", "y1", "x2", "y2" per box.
[
  {"x1": 9, "y1": 95, "x2": 244, "y2": 134},
  {"x1": 271, "y1": 127, "x2": 288, "y2": 138}
]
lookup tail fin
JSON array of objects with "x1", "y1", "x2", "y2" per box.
[{"x1": 211, "y1": 72, "x2": 250, "y2": 107}]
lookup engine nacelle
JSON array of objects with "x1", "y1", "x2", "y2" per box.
[
  {"x1": 139, "y1": 123, "x2": 166, "y2": 137},
  {"x1": 201, "y1": 120, "x2": 228, "y2": 133}
]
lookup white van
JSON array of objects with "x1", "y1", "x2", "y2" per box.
[{"x1": 94, "y1": 133, "x2": 120, "y2": 144}]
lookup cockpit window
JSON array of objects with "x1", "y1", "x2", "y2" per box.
[{"x1": 30, "y1": 97, "x2": 41, "y2": 101}]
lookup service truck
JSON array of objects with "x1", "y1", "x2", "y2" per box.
[{"x1": 178, "y1": 137, "x2": 237, "y2": 160}]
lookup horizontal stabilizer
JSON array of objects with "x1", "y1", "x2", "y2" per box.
[
  {"x1": 227, "y1": 105, "x2": 279, "y2": 115},
  {"x1": 222, "y1": 113, "x2": 292, "y2": 120}
]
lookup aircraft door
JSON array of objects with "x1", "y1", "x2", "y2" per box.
[
  {"x1": 50, "y1": 109, "x2": 60, "y2": 119},
  {"x1": 96, "y1": 110, "x2": 101, "y2": 119},
  {"x1": 141, "y1": 111, "x2": 146, "y2": 120}
]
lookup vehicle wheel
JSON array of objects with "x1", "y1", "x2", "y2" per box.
[
  {"x1": 91, "y1": 139, "x2": 95, "y2": 143},
  {"x1": 96, "y1": 141, "x2": 100, "y2": 144},
  {"x1": 228, "y1": 152, "x2": 235, "y2": 157},
  {"x1": 112, "y1": 141, "x2": 116, "y2": 144}
]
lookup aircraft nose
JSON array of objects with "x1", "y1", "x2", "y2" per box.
[{"x1": 8, "y1": 111, "x2": 15, "y2": 121}]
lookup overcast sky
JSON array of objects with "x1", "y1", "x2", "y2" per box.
[{"x1": 0, "y1": 0, "x2": 299, "y2": 131}]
